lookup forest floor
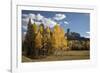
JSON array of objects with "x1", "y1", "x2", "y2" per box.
[{"x1": 22, "y1": 50, "x2": 90, "y2": 62}]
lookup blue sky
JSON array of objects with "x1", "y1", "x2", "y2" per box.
[{"x1": 22, "y1": 10, "x2": 90, "y2": 38}]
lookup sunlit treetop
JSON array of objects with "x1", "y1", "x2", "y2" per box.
[
  {"x1": 46, "y1": 27, "x2": 51, "y2": 33},
  {"x1": 32, "y1": 23, "x2": 38, "y2": 33}
]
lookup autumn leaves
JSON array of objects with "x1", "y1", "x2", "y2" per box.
[{"x1": 23, "y1": 18, "x2": 67, "y2": 58}]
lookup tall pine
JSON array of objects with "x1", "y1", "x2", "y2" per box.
[{"x1": 23, "y1": 18, "x2": 35, "y2": 56}]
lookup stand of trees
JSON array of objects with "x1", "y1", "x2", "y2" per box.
[
  {"x1": 22, "y1": 19, "x2": 67, "y2": 58},
  {"x1": 67, "y1": 40, "x2": 90, "y2": 50}
]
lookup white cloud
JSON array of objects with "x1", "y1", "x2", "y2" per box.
[
  {"x1": 22, "y1": 13, "x2": 36, "y2": 20},
  {"x1": 35, "y1": 21, "x2": 42, "y2": 25},
  {"x1": 22, "y1": 25, "x2": 27, "y2": 31},
  {"x1": 28, "y1": 13, "x2": 36, "y2": 19},
  {"x1": 23, "y1": 32, "x2": 27, "y2": 35},
  {"x1": 83, "y1": 31, "x2": 90, "y2": 38},
  {"x1": 42, "y1": 18, "x2": 57, "y2": 28},
  {"x1": 22, "y1": 13, "x2": 58, "y2": 28},
  {"x1": 54, "y1": 14, "x2": 66, "y2": 20},
  {"x1": 86, "y1": 32, "x2": 90, "y2": 34},
  {"x1": 36, "y1": 14, "x2": 44, "y2": 21},
  {"x1": 64, "y1": 21, "x2": 69, "y2": 25},
  {"x1": 22, "y1": 14, "x2": 28, "y2": 18},
  {"x1": 22, "y1": 32, "x2": 27, "y2": 41},
  {"x1": 22, "y1": 18, "x2": 29, "y2": 26},
  {"x1": 31, "y1": 19, "x2": 34, "y2": 24}
]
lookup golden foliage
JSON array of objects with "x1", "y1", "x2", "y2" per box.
[
  {"x1": 51, "y1": 24, "x2": 67, "y2": 50},
  {"x1": 34, "y1": 31, "x2": 43, "y2": 49}
]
